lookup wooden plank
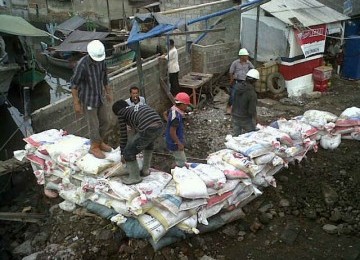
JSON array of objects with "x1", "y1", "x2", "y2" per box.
[
  {"x1": 160, "y1": 78, "x2": 176, "y2": 104},
  {"x1": 0, "y1": 212, "x2": 46, "y2": 223}
]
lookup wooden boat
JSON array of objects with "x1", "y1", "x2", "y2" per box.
[
  {"x1": 42, "y1": 30, "x2": 136, "y2": 72},
  {"x1": 0, "y1": 14, "x2": 48, "y2": 105},
  {"x1": 43, "y1": 48, "x2": 136, "y2": 72}
]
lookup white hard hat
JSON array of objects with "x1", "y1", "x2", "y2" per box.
[
  {"x1": 87, "y1": 40, "x2": 105, "y2": 61},
  {"x1": 246, "y1": 69, "x2": 260, "y2": 80},
  {"x1": 238, "y1": 48, "x2": 249, "y2": 56}
]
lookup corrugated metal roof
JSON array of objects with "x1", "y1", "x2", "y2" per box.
[
  {"x1": 54, "y1": 30, "x2": 110, "y2": 52},
  {"x1": 261, "y1": 0, "x2": 349, "y2": 27},
  {"x1": 56, "y1": 16, "x2": 87, "y2": 36}
]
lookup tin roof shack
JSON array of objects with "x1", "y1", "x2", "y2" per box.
[{"x1": 241, "y1": 0, "x2": 348, "y2": 97}]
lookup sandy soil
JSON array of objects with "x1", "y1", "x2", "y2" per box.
[{"x1": 1, "y1": 75, "x2": 360, "y2": 260}]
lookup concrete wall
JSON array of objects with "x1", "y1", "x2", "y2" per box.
[{"x1": 31, "y1": 46, "x2": 192, "y2": 136}]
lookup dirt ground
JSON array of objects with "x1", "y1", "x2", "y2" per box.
[{"x1": 1, "y1": 74, "x2": 360, "y2": 260}]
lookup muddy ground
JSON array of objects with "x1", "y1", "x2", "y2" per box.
[{"x1": 1, "y1": 75, "x2": 360, "y2": 260}]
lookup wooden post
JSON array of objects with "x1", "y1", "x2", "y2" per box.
[
  {"x1": 254, "y1": 5, "x2": 260, "y2": 67},
  {"x1": 23, "y1": 86, "x2": 33, "y2": 136},
  {"x1": 135, "y1": 42, "x2": 145, "y2": 98}
]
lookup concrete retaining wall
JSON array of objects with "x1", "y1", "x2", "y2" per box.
[{"x1": 31, "y1": 46, "x2": 192, "y2": 137}]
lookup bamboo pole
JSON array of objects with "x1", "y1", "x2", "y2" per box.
[
  {"x1": 108, "y1": 53, "x2": 160, "y2": 78},
  {"x1": 159, "y1": 0, "x2": 232, "y2": 15}
]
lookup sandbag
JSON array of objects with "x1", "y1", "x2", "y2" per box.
[
  {"x1": 153, "y1": 180, "x2": 182, "y2": 215},
  {"x1": 187, "y1": 163, "x2": 226, "y2": 189},
  {"x1": 120, "y1": 217, "x2": 150, "y2": 239},
  {"x1": 172, "y1": 167, "x2": 209, "y2": 199},
  {"x1": 320, "y1": 134, "x2": 341, "y2": 150},
  {"x1": 82, "y1": 200, "x2": 118, "y2": 219}
]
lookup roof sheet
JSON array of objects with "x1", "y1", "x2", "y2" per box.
[
  {"x1": 261, "y1": 0, "x2": 349, "y2": 27},
  {"x1": 54, "y1": 30, "x2": 110, "y2": 52},
  {"x1": 0, "y1": 14, "x2": 48, "y2": 37},
  {"x1": 56, "y1": 15, "x2": 87, "y2": 36}
]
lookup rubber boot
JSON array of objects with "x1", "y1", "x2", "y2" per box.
[
  {"x1": 122, "y1": 160, "x2": 142, "y2": 185},
  {"x1": 141, "y1": 150, "x2": 153, "y2": 176},
  {"x1": 100, "y1": 142, "x2": 112, "y2": 152},
  {"x1": 89, "y1": 142, "x2": 105, "y2": 159}
]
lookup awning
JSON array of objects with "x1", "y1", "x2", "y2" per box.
[
  {"x1": 0, "y1": 14, "x2": 48, "y2": 37},
  {"x1": 261, "y1": 0, "x2": 349, "y2": 27},
  {"x1": 54, "y1": 30, "x2": 111, "y2": 52}
]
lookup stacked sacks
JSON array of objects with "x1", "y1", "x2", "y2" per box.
[
  {"x1": 334, "y1": 107, "x2": 360, "y2": 141},
  {"x1": 16, "y1": 107, "x2": 360, "y2": 251}
]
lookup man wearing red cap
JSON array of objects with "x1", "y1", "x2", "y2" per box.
[{"x1": 165, "y1": 92, "x2": 191, "y2": 167}]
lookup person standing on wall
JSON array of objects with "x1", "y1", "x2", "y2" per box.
[
  {"x1": 161, "y1": 39, "x2": 180, "y2": 96},
  {"x1": 125, "y1": 86, "x2": 146, "y2": 106},
  {"x1": 71, "y1": 40, "x2": 113, "y2": 159},
  {"x1": 232, "y1": 69, "x2": 260, "y2": 136},
  {"x1": 227, "y1": 48, "x2": 254, "y2": 114},
  {"x1": 112, "y1": 100, "x2": 164, "y2": 185}
]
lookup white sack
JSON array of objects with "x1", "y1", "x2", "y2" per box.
[{"x1": 172, "y1": 167, "x2": 208, "y2": 199}]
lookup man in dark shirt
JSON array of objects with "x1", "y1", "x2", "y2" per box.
[
  {"x1": 112, "y1": 99, "x2": 163, "y2": 185},
  {"x1": 232, "y1": 69, "x2": 260, "y2": 136},
  {"x1": 71, "y1": 40, "x2": 113, "y2": 159}
]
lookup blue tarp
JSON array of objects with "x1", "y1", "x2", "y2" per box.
[
  {"x1": 127, "y1": 0, "x2": 268, "y2": 45},
  {"x1": 127, "y1": 13, "x2": 185, "y2": 45}
]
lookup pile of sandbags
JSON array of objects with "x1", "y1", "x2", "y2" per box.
[
  {"x1": 334, "y1": 107, "x2": 360, "y2": 141},
  {"x1": 14, "y1": 107, "x2": 359, "y2": 250}
]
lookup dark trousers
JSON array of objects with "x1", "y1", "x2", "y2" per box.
[
  {"x1": 123, "y1": 126, "x2": 162, "y2": 162},
  {"x1": 169, "y1": 72, "x2": 180, "y2": 96},
  {"x1": 232, "y1": 115, "x2": 255, "y2": 136},
  {"x1": 228, "y1": 80, "x2": 243, "y2": 106},
  {"x1": 84, "y1": 104, "x2": 110, "y2": 143}
]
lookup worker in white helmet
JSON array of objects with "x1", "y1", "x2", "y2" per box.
[
  {"x1": 232, "y1": 69, "x2": 259, "y2": 136},
  {"x1": 71, "y1": 40, "x2": 113, "y2": 159},
  {"x1": 227, "y1": 48, "x2": 254, "y2": 114}
]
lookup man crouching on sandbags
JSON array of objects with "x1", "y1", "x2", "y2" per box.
[{"x1": 112, "y1": 99, "x2": 163, "y2": 185}]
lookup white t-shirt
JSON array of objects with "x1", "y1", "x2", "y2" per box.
[
  {"x1": 125, "y1": 96, "x2": 146, "y2": 106},
  {"x1": 165, "y1": 47, "x2": 180, "y2": 73}
]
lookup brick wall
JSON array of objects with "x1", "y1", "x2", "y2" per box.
[{"x1": 192, "y1": 41, "x2": 240, "y2": 74}]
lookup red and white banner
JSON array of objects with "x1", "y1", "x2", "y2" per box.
[{"x1": 294, "y1": 24, "x2": 327, "y2": 58}]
